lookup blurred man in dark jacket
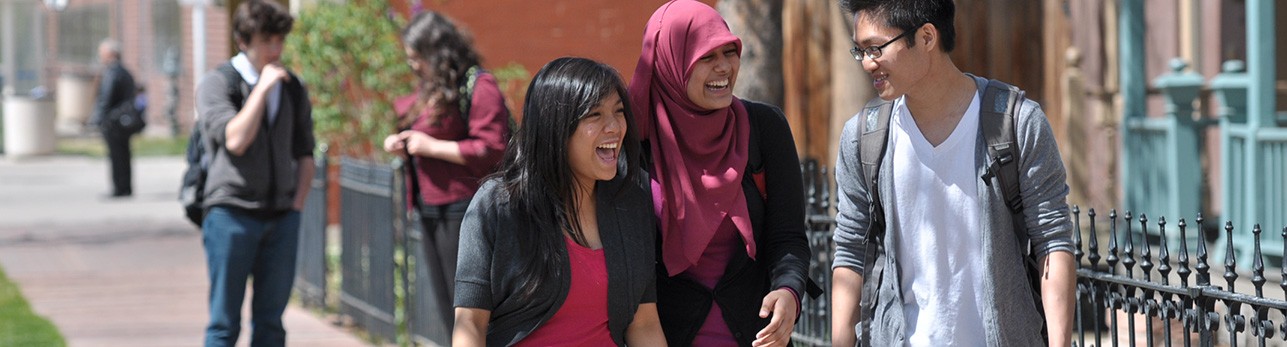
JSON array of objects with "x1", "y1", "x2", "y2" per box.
[{"x1": 88, "y1": 39, "x2": 138, "y2": 198}]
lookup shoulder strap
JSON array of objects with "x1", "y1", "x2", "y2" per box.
[
  {"x1": 858, "y1": 98, "x2": 894, "y2": 201},
  {"x1": 458, "y1": 65, "x2": 481, "y2": 121},
  {"x1": 216, "y1": 64, "x2": 248, "y2": 110},
  {"x1": 978, "y1": 79, "x2": 1024, "y2": 214},
  {"x1": 979, "y1": 78, "x2": 1049, "y2": 340},
  {"x1": 854, "y1": 96, "x2": 893, "y2": 346}
]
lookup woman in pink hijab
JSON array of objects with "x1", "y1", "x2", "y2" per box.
[{"x1": 629, "y1": 1, "x2": 813, "y2": 346}]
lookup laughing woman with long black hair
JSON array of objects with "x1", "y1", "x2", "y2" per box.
[{"x1": 452, "y1": 57, "x2": 666, "y2": 347}]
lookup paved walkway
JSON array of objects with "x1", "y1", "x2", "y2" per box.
[{"x1": 0, "y1": 155, "x2": 372, "y2": 347}]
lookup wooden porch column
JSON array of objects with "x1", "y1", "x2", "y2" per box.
[{"x1": 1117, "y1": 0, "x2": 1145, "y2": 208}]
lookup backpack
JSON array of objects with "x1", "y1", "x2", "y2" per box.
[
  {"x1": 179, "y1": 123, "x2": 208, "y2": 226},
  {"x1": 456, "y1": 65, "x2": 516, "y2": 132},
  {"x1": 853, "y1": 78, "x2": 1045, "y2": 344},
  {"x1": 180, "y1": 65, "x2": 240, "y2": 227}
]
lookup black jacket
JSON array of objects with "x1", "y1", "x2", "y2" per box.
[
  {"x1": 652, "y1": 100, "x2": 812, "y2": 346},
  {"x1": 90, "y1": 62, "x2": 136, "y2": 132}
]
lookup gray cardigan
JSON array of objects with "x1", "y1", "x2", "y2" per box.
[
  {"x1": 832, "y1": 75, "x2": 1074, "y2": 346},
  {"x1": 196, "y1": 63, "x2": 314, "y2": 214},
  {"x1": 455, "y1": 173, "x2": 657, "y2": 346}
]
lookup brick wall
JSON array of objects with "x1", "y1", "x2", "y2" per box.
[{"x1": 414, "y1": 0, "x2": 718, "y2": 85}]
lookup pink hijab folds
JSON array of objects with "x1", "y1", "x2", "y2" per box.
[{"x1": 629, "y1": 0, "x2": 755, "y2": 276}]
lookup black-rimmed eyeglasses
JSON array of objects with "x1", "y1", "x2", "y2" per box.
[{"x1": 850, "y1": 23, "x2": 925, "y2": 62}]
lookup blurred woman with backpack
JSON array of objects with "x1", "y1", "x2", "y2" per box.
[{"x1": 382, "y1": 10, "x2": 511, "y2": 335}]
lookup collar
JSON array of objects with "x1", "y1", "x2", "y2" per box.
[{"x1": 230, "y1": 53, "x2": 259, "y2": 85}]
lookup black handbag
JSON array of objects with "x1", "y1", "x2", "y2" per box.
[{"x1": 109, "y1": 101, "x2": 145, "y2": 135}]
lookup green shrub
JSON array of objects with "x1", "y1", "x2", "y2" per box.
[{"x1": 284, "y1": 0, "x2": 413, "y2": 159}]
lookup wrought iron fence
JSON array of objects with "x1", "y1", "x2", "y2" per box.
[
  {"x1": 794, "y1": 159, "x2": 836, "y2": 347},
  {"x1": 294, "y1": 151, "x2": 328, "y2": 309},
  {"x1": 1071, "y1": 208, "x2": 1287, "y2": 347},
  {"x1": 337, "y1": 157, "x2": 399, "y2": 341},
  {"x1": 401, "y1": 160, "x2": 454, "y2": 347},
  {"x1": 329, "y1": 157, "x2": 454, "y2": 345}
]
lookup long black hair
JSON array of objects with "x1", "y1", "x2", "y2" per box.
[
  {"x1": 401, "y1": 11, "x2": 481, "y2": 125},
  {"x1": 496, "y1": 57, "x2": 641, "y2": 301}
]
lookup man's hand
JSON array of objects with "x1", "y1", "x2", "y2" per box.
[
  {"x1": 260, "y1": 63, "x2": 290, "y2": 88},
  {"x1": 753, "y1": 288, "x2": 798, "y2": 347}
]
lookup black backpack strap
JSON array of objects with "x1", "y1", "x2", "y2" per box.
[
  {"x1": 979, "y1": 78, "x2": 1049, "y2": 339},
  {"x1": 215, "y1": 64, "x2": 247, "y2": 110},
  {"x1": 855, "y1": 96, "x2": 893, "y2": 346},
  {"x1": 979, "y1": 79, "x2": 1024, "y2": 214}
]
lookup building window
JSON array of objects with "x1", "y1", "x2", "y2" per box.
[
  {"x1": 57, "y1": 4, "x2": 110, "y2": 66},
  {"x1": 152, "y1": 0, "x2": 182, "y2": 74}
]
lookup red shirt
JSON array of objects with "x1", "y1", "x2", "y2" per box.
[
  {"x1": 395, "y1": 72, "x2": 510, "y2": 206},
  {"x1": 514, "y1": 237, "x2": 613, "y2": 346}
]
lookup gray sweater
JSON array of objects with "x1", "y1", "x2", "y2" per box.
[
  {"x1": 455, "y1": 173, "x2": 657, "y2": 346},
  {"x1": 832, "y1": 75, "x2": 1074, "y2": 346},
  {"x1": 195, "y1": 63, "x2": 314, "y2": 213}
]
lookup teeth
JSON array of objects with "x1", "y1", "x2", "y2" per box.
[
  {"x1": 706, "y1": 79, "x2": 729, "y2": 88},
  {"x1": 597, "y1": 142, "x2": 619, "y2": 149}
]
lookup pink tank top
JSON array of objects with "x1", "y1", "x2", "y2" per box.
[{"x1": 514, "y1": 237, "x2": 613, "y2": 346}]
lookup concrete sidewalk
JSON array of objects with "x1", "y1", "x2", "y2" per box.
[{"x1": 0, "y1": 155, "x2": 371, "y2": 347}]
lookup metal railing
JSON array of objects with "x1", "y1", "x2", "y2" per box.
[
  {"x1": 337, "y1": 157, "x2": 399, "y2": 341},
  {"x1": 794, "y1": 159, "x2": 835, "y2": 347},
  {"x1": 294, "y1": 151, "x2": 328, "y2": 309},
  {"x1": 1071, "y1": 208, "x2": 1287, "y2": 347}
]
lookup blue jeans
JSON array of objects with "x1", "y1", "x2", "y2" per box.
[{"x1": 202, "y1": 206, "x2": 300, "y2": 347}]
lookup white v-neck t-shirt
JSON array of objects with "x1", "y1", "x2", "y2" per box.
[{"x1": 888, "y1": 93, "x2": 988, "y2": 346}]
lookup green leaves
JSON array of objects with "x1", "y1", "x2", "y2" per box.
[{"x1": 284, "y1": 0, "x2": 413, "y2": 158}]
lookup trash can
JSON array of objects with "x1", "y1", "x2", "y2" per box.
[
  {"x1": 56, "y1": 72, "x2": 96, "y2": 135},
  {"x1": 3, "y1": 93, "x2": 57, "y2": 159}
]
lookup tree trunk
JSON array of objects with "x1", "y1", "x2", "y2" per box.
[{"x1": 717, "y1": 0, "x2": 783, "y2": 108}]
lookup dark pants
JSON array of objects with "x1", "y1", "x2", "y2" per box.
[
  {"x1": 102, "y1": 129, "x2": 132, "y2": 195},
  {"x1": 202, "y1": 206, "x2": 300, "y2": 347},
  {"x1": 418, "y1": 199, "x2": 469, "y2": 327}
]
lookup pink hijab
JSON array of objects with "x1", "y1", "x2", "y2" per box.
[{"x1": 629, "y1": 0, "x2": 755, "y2": 276}]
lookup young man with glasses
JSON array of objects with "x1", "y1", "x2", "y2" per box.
[{"x1": 829, "y1": 0, "x2": 1076, "y2": 346}]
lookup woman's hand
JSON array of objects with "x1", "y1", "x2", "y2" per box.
[
  {"x1": 382, "y1": 133, "x2": 407, "y2": 155},
  {"x1": 752, "y1": 288, "x2": 798, "y2": 347},
  {"x1": 384, "y1": 130, "x2": 443, "y2": 158},
  {"x1": 399, "y1": 130, "x2": 442, "y2": 157}
]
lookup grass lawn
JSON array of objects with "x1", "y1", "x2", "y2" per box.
[
  {"x1": 56, "y1": 135, "x2": 189, "y2": 157},
  {"x1": 0, "y1": 267, "x2": 66, "y2": 347}
]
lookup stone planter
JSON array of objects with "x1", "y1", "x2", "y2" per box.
[{"x1": 3, "y1": 95, "x2": 56, "y2": 158}]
